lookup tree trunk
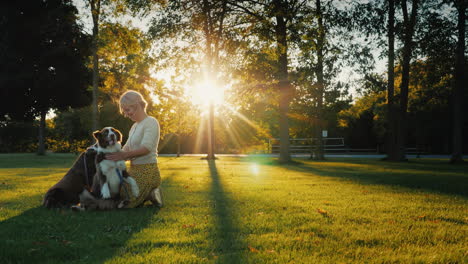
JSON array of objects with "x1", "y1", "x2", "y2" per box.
[
  {"x1": 202, "y1": 0, "x2": 216, "y2": 160},
  {"x1": 392, "y1": 0, "x2": 418, "y2": 161},
  {"x1": 450, "y1": 0, "x2": 466, "y2": 163},
  {"x1": 177, "y1": 133, "x2": 181, "y2": 157},
  {"x1": 274, "y1": 0, "x2": 292, "y2": 163},
  {"x1": 37, "y1": 110, "x2": 46, "y2": 155},
  {"x1": 207, "y1": 101, "x2": 216, "y2": 159},
  {"x1": 386, "y1": 0, "x2": 398, "y2": 160},
  {"x1": 90, "y1": 0, "x2": 100, "y2": 131},
  {"x1": 313, "y1": 0, "x2": 325, "y2": 160}
]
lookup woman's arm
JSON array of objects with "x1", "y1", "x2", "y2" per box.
[{"x1": 105, "y1": 146, "x2": 150, "y2": 161}]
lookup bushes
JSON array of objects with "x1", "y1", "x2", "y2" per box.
[
  {"x1": 0, "y1": 118, "x2": 93, "y2": 153},
  {"x1": 45, "y1": 138, "x2": 91, "y2": 154}
]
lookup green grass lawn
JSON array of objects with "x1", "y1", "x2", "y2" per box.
[{"x1": 0, "y1": 154, "x2": 467, "y2": 263}]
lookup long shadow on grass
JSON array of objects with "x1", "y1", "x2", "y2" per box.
[
  {"x1": 0, "y1": 205, "x2": 159, "y2": 264},
  {"x1": 207, "y1": 160, "x2": 247, "y2": 263},
  {"x1": 0, "y1": 175, "x2": 176, "y2": 264},
  {"x1": 246, "y1": 158, "x2": 468, "y2": 197}
]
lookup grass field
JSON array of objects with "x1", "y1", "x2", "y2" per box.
[{"x1": 0, "y1": 154, "x2": 467, "y2": 263}]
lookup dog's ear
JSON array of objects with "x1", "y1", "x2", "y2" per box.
[
  {"x1": 112, "y1": 128, "x2": 123, "y2": 142},
  {"x1": 92, "y1": 130, "x2": 101, "y2": 140}
]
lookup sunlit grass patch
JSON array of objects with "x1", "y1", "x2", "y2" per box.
[{"x1": 0, "y1": 154, "x2": 467, "y2": 263}]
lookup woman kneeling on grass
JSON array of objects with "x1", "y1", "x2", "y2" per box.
[{"x1": 105, "y1": 90, "x2": 163, "y2": 208}]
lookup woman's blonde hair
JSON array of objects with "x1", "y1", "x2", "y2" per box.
[{"x1": 119, "y1": 90, "x2": 148, "y2": 114}]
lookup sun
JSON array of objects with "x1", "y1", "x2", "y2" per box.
[{"x1": 186, "y1": 78, "x2": 225, "y2": 108}]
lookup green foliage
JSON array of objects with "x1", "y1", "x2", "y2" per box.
[
  {"x1": 44, "y1": 138, "x2": 90, "y2": 153},
  {"x1": 51, "y1": 101, "x2": 133, "y2": 143},
  {"x1": 0, "y1": 121, "x2": 38, "y2": 153},
  {"x1": 0, "y1": 0, "x2": 91, "y2": 121},
  {"x1": 97, "y1": 22, "x2": 155, "y2": 102}
]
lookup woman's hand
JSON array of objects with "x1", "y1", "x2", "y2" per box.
[{"x1": 106, "y1": 152, "x2": 128, "y2": 161}]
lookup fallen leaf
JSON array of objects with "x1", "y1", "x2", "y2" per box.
[
  {"x1": 248, "y1": 245, "x2": 259, "y2": 253},
  {"x1": 317, "y1": 208, "x2": 331, "y2": 218},
  {"x1": 415, "y1": 215, "x2": 426, "y2": 221},
  {"x1": 266, "y1": 249, "x2": 276, "y2": 254}
]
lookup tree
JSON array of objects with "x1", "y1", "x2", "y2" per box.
[
  {"x1": 88, "y1": 0, "x2": 102, "y2": 131},
  {"x1": 391, "y1": 0, "x2": 419, "y2": 161},
  {"x1": 98, "y1": 22, "x2": 155, "y2": 102},
  {"x1": 352, "y1": 0, "x2": 421, "y2": 161},
  {"x1": 149, "y1": 0, "x2": 234, "y2": 159},
  {"x1": 450, "y1": 0, "x2": 466, "y2": 163},
  {"x1": 386, "y1": 0, "x2": 397, "y2": 160},
  {"x1": 291, "y1": 0, "x2": 366, "y2": 160},
  {"x1": 227, "y1": 0, "x2": 311, "y2": 163},
  {"x1": 0, "y1": 0, "x2": 91, "y2": 155}
]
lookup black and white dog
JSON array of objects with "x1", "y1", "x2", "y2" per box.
[{"x1": 92, "y1": 127, "x2": 139, "y2": 200}]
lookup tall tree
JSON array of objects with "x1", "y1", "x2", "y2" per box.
[
  {"x1": 201, "y1": 0, "x2": 229, "y2": 159},
  {"x1": 227, "y1": 0, "x2": 309, "y2": 163},
  {"x1": 150, "y1": 0, "x2": 232, "y2": 159},
  {"x1": 0, "y1": 0, "x2": 91, "y2": 155},
  {"x1": 386, "y1": 0, "x2": 397, "y2": 160},
  {"x1": 311, "y1": 0, "x2": 326, "y2": 160},
  {"x1": 88, "y1": 0, "x2": 101, "y2": 131},
  {"x1": 393, "y1": 0, "x2": 419, "y2": 161},
  {"x1": 292, "y1": 0, "x2": 364, "y2": 160},
  {"x1": 450, "y1": 0, "x2": 466, "y2": 163},
  {"x1": 272, "y1": 0, "x2": 293, "y2": 163}
]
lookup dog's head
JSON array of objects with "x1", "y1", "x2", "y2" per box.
[{"x1": 93, "y1": 127, "x2": 123, "y2": 149}]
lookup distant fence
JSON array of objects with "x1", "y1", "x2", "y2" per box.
[
  {"x1": 269, "y1": 138, "x2": 354, "y2": 154},
  {"x1": 269, "y1": 138, "x2": 428, "y2": 155}
]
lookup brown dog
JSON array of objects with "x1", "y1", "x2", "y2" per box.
[{"x1": 43, "y1": 147, "x2": 98, "y2": 208}]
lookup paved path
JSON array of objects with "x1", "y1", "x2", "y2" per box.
[{"x1": 159, "y1": 154, "x2": 467, "y2": 159}]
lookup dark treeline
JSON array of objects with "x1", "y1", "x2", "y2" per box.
[{"x1": 0, "y1": 0, "x2": 466, "y2": 161}]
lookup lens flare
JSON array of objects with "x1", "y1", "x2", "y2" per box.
[{"x1": 250, "y1": 163, "x2": 260, "y2": 175}]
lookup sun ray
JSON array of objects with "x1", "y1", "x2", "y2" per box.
[
  {"x1": 193, "y1": 114, "x2": 207, "y2": 154},
  {"x1": 224, "y1": 105, "x2": 269, "y2": 136},
  {"x1": 221, "y1": 119, "x2": 242, "y2": 151}
]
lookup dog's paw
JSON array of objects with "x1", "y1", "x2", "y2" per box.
[
  {"x1": 118, "y1": 200, "x2": 130, "y2": 209},
  {"x1": 132, "y1": 184, "x2": 140, "y2": 197},
  {"x1": 116, "y1": 161, "x2": 126, "y2": 170},
  {"x1": 101, "y1": 183, "x2": 111, "y2": 199}
]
